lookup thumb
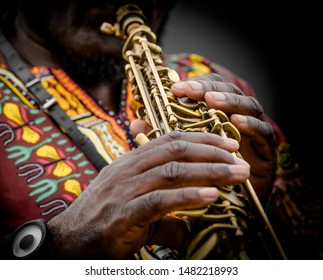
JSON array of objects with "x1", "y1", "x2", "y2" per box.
[{"x1": 130, "y1": 119, "x2": 152, "y2": 137}]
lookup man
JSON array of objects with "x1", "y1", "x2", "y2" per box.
[{"x1": 0, "y1": 0, "x2": 321, "y2": 259}]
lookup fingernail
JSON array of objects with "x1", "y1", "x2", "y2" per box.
[
  {"x1": 228, "y1": 165, "x2": 250, "y2": 178},
  {"x1": 171, "y1": 82, "x2": 184, "y2": 93},
  {"x1": 233, "y1": 115, "x2": 247, "y2": 124},
  {"x1": 187, "y1": 81, "x2": 203, "y2": 92},
  {"x1": 210, "y1": 91, "x2": 225, "y2": 101},
  {"x1": 199, "y1": 187, "x2": 219, "y2": 202},
  {"x1": 223, "y1": 137, "x2": 239, "y2": 147}
]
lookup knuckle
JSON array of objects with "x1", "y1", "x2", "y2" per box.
[
  {"x1": 163, "y1": 161, "x2": 183, "y2": 181},
  {"x1": 177, "y1": 188, "x2": 186, "y2": 200},
  {"x1": 167, "y1": 140, "x2": 189, "y2": 155},
  {"x1": 199, "y1": 75, "x2": 226, "y2": 91},
  {"x1": 199, "y1": 80, "x2": 214, "y2": 91},
  {"x1": 249, "y1": 96, "x2": 264, "y2": 117},
  {"x1": 206, "y1": 163, "x2": 222, "y2": 178},
  {"x1": 132, "y1": 192, "x2": 163, "y2": 217},
  {"x1": 206, "y1": 73, "x2": 224, "y2": 82},
  {"x1": 190, "y1": 73, "x2": 221, "y2": 82},
  {"x1": 165, "y1": 131, "x2": 182, "y2": 141},
  {"x1": 265, "y1": 122, "x2": 276, "y2": 144},
  {"x1": 182, "y1": 73, "x2": 225, "y2": 91},
  {"x1": 145, "y1": 191, "x2": 163, "y2": 213},
  {"x1": 227, "y1": 82, "x2": 244, "y2": 95},
  {"x1": 231, "y1": 93, "x2": 243, "y2": 107}
]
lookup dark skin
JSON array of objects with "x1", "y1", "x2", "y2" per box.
[{"x1": 0, "y1": 0, "x2": 276, "y2": 259}]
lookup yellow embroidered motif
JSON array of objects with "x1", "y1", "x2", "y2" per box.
[
  {"x1": 189, "y1": 53, "x2": 205, "y2": 62},
  {"x1": 64, "y1": 179, "x2": 82, "y2": 197},
  {"x1": 188, "y1": 54, "x2": 211, "y2": 77},
  {"x1": 46, "y1": 87, "x2": 70, "y2": 111},
  {"x1": 53, "y1": 161, "x2": 73, "y2": 177},
  {"x1": 36, "y1": 145, "x2": 72, "y2": 177},
  {"x1": 3, "y1": 102, "x2": 40, "y2": 143},
  {"x1": 41, "y1": 78, "x2": 88, "y2": 117}
]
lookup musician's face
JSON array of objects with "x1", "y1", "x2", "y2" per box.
[
  {"x1": 23, "y1": 0, "x2": 171, "y2": 57},
  {"x1": 20, "y1": 0, "x2": 173, "y2": 85}
]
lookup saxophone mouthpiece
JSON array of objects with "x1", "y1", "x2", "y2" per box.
[{"x1": 100, "y1": 22, "x2": 115, "y2": 35}]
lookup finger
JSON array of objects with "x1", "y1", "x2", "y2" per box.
[
  {"x1": 191, "y1": 74, "x2": 244, "y2": 95},
  {"x1": 111, "y1": 132, "x2": 242, "y2": 176},
  {"x1": 205, "y1": 91, "x2": 265, "y2": 119},
  {"x1": 171, "y1": 73, "x2": 244, "y2": 100},
  {"x1": 184, "y1": 73, "x2": 225, "y2": 82},
  {"x1": 231, "y1": 114, "x2": 276, "y2": 160},
  {"x1": 126, "y1": 187, "x2": 220, "y2": 226},
  {"x1": 171, "y1": 80, "x2": 206, "y2": 100},
  {"x1": 130, "y1": 119, "x2": 152, "y2": 137},
  {"x1": 134, "y1": 131, "x2": 239, "y2": 154},
  {"x1": 171, "y1": 73, "x2": 223, "y2": 100},
  {"x1": 231, "y1": 114, "x2": 276, "y2": 147},
  {"x1": 129, "y1": 133, "x2": 247, "y2": 172},
  {"x1": 133, "y1": 162, "x2": 250, "y2": 195}
]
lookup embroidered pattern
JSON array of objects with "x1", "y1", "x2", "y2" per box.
[{"x1": 1, "y1": 53, "x2": 320, "y2": 259}]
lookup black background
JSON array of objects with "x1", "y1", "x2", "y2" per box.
[{"x1": 162, "y1": 0, "x2": 321, "y2": 191}]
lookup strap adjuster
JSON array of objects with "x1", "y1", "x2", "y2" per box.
[
  {"x1": 41, "y1": 97, "x2": 57, "y2": 110},
  {"x1": 24, "y1": 77, "x2": 56, "y2": 110},
  {"x1": 25, "y1": 77, "x2": 41, "y2": 88}
]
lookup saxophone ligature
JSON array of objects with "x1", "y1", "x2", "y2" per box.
[{"x1": 100, "y1": 4, "x2": 287, "y2": 260}]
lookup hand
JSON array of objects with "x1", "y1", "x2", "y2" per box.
[
  {"x1": 170, "y1": 73, "x2": 277, "y2": 202},
  {"x1": 47, "y1": 132, "x2": 249, "y2": 259}
]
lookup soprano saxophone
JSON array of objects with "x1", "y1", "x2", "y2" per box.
[{"x1": 101, "y1": 4, "x2": 287, "y2": 260}]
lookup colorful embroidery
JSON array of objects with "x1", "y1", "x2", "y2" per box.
[
  {"x1": 1, "y1": 53, "x2": 321, "y2": 259},
  {"x1": 0, "y1": 68, "x2": 98, "y2": 223}
]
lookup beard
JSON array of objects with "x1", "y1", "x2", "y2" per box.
[{"x1": 53, "y1": 48, "x2": 126, "y2": 88}]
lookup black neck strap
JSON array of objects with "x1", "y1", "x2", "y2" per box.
[{"x1": 0, "y1": 32, "x2": 107, "y2": 171}]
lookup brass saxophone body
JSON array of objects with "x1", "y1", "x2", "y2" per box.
[{"x1": 101, "y1": 4, "x2": 287, "y2": 260}]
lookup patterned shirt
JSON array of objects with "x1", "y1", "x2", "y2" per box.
[{"x1": 0, "y1": 52, "x2": 321, "y2": 259}]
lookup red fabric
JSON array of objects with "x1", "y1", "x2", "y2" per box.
[
  {"x1": 0, "y1": 81, "x2": 98, "y2": 233},
  {"x1": 1, "y1": 52, "x2": 322, "y2": 258}
]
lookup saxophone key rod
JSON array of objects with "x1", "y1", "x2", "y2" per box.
[{"x1": 101, "y1": 3, "x2": 288, "y2": 260}]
